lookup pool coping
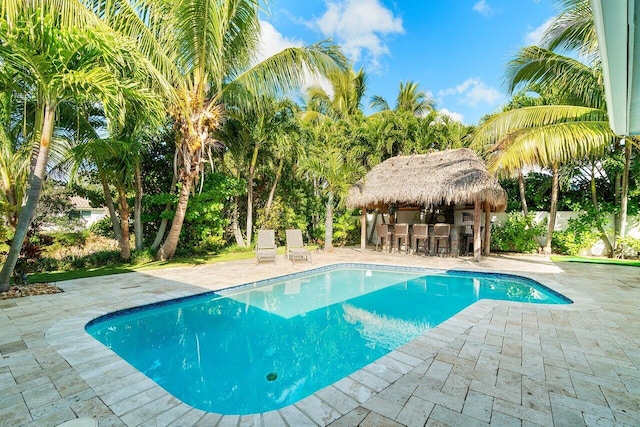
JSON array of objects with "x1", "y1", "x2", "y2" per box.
[{"x1": 44, "y1": 260, "x2": 583, "y2": 425}]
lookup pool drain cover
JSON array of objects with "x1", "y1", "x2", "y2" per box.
[{"x1": 266, "y1": 372, "x2": 278, "y2": 381}]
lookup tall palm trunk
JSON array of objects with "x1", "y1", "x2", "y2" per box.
[
  {"x1": 590, "y1": 163, "x2": 613, "y2": 255},
  {"x1": 324, "y1": 191, "x2": 334, "y2": 252},
  {"x1": 117, "y1": 187, "x2": 131, "y2": 260},
  {"x1": 245, "y1": 144, "x2": 259, "y2": 245},
  {"x1": 0, "y1": 102, "x2": 54, "y2": 290},
  {"x1": 543, "y1": 165, "x2": 559, "y2": 254},
  {"x1": 518, "y1": 170, "x2": 528, "y2": 216},
  {"x1": 156, "y1": 177, "x2": 192, "y2": 260},
  {"x1": 231, "y1": 196, "x2": 246, "y2": 247},
  {"x1": 151, "y1": 172, "x2": 176, "y2": 251},
  {"x1": 264, "y1": 158, "x2": 283, "y2": 219},
  {"x1": 99, "y1": 168, "x2": 123, "y2": 243},
  {"x1": 619, "y1": 141, "x2": 632, "y2": 240},
  {"x1": 134, "y1": 162, "x2": 143, "y2": 251}
]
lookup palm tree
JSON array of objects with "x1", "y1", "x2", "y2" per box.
[
  {"x1": 298, "y1": 131, "x2": 364, "y2": 251},
  {"x1": 370, "y1": 80, "x2": 435, "y2": 116},
  {"x1": 472, "y1": 4, "x2": 618, "y2": 255},
  {"x1": 0, "y1": 2, "x2": 161, "y2": 289},
  {"x1": 304, "y1": 67, "x2": 368, "y2": 122},
  {"x1": 538, "y1": 0, "x2": 636, "y2": 245},
  {"x1": 94, "y1": 0, "x2": 346, "y2": 260}
]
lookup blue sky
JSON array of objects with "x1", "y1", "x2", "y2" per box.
[{"x1": 257, "y1": 0, "x2": 558, "y2": 125}]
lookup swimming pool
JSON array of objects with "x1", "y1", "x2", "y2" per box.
[{"x1": 85, "y1": 264, "x2": 571, "y2": 415}]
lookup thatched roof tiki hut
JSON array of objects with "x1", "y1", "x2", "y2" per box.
[{"x1": 346, "y1": 148, "x2": 507, "y2": 261}]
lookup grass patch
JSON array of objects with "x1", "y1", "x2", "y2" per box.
[
  {"x1": 550, "y1": 255, "x2": 640, "y2": 267},
  {"x1": 29, "y1": 249, "x2": 259, "y2": 284}
]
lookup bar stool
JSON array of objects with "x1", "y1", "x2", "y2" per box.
[
  {"x1": 375, "y1": 224, "x2": 390, "y2": 252},
  {"x1": 433, "y1": 223, "x2": 451, "y2": 255},
  {"x1": 393, "y1": 223, "x2": 409, "y2": 253},
  {"x1": 411, "y1": 224, "x2": 428, "y2": 255}
]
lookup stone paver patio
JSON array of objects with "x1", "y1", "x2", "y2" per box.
[{"x1": 1, "y1": 248, "x2": 639, "y2": 426}]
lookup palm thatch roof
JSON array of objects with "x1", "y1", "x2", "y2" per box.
[{"x1": 347, "y1": 148, "x2": 507, "y2": 211}]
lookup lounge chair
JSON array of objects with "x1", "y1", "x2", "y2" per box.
[
  {"x1": 256, "y1": 229, "x2": 277, "y2": 264},
  {"x1": 285, "y1": 229, "x2": 312, "y2": 264}
]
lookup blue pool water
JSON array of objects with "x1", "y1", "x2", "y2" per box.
[{"x1": 85, "y1": 264, "x2": 571, "y2": 415}]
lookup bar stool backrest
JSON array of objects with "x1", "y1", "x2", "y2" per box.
[
  {"x1": 412, "y1": 224, "x2": 427, "y2": 238},
  {"x1": 434, "y1": 223, "x2": 450, "y2": 238},
  {"x1": 394, "y1": 223, "x2": 409, "y2": 237}
]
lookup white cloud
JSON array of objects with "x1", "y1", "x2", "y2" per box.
[
  {"x1": 256, "y1": 20, "x2": 303, "y2": 63},
  {"x1": 439, "y1": 108, "x2": 464, "y2": 123},
  {"x1": 473, "y1": 0, "x2": 494, "y2": 17},
  {"x1": 525, "y1": 17, "x2": 553, "y2": 46},
  {"x1": 314, "y1": 0, "x2": 404, "y2": 67},
  {"x1": 439, "y1": 78, "x2": 503, "y2": 107}
]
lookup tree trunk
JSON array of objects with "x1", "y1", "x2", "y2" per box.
[
  {"x1": 117, "y1": 186, "x2": 131, "y2": 260},
  {"x1": 619, "y1": 141, "x2": 631, "y2": 239},
  {"x1": 231, "y1": 196, "x2": 245, "y2": 247},
  {"x1": 367, "y1": 210, "x2": 379, "y2": 242},
  {"x1": 324, "y1": 191, "x2": 334, "y2": 252},
  {"x1": 264, "y1": 158, "x2": 283, "y2": 219},
  {"x1": 99, "y1": 169, "x2": 123, "y2": 243},
  {"x1": 150, "y1": 172, "x2": 177, "y2": 251},
  {"x1": 473, "y1": 199, "x2": 482, "y2": 262},
  {"x1": 0, "y1": 101, "x2": 54, "y2": 290},
  {"x1": 483, "y1": 202, "x2": 491, "y2": 255},
  {"x1": 134, "y1": 162, "x2": 143, "y2": 251},
  {"x1": 245, "y1": 144, "x2": 260, "y2": 246},
  {"x1": 156, "y1": 178, "x2": 192, "y2": 260},
  {"x1": 360, "y1": 209, "x2": 367, "y2": 250},
  {"x1": 544, "y1": 165, "x2": 559, "y2": 255},
  {"x1": 518, "y1": 170, "x2": 528, "y2": 216},
  {"x1": 590, "y1": 162, "x2": 613, "y2": 255}
]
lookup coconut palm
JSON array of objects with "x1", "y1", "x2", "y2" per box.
[
  {"x1": 538, "y1": 0, "x2": 636, "y2": 243},
  {"x1": 370, "y1": 80, "x2": 435, "y2": 116},
  {"x1": 298, "y1": 131, "x2": 364, "y2": 252},
  {"x1": 472, "y1": 46, "x2": 615, "y2": 254},
  {"x1": 93, "y1": 0, "x2": 346, "y2": 259},
  {"x1": 304, "y1": 67, "x2": 368, "y2": 123},
  {"x1": 0, "y1": 1, "x2": 162, "y2": 289}
]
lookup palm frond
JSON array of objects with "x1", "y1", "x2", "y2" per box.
[
  {"x1": 228, "y1": 41, "x2": 346, "y2": 111},
  {"x1": 486, "y1": 121, "x2": 614, "y2": 172},
  {"x1": 505, "y1": 46, "x2": 604, "y2": 109},
  {"x1": 541, "y1": 0, "x2": 598, "y2": 61},
  {"x1": 471, "y1": 105, "x2": 608, "y2": 151},
  {"x1": 370, "y1": 95, "x2": 390, "y2": 112}
]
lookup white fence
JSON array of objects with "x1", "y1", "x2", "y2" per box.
[{"x1": 365, "y1": 210, "x2": 640, "y2": 256}]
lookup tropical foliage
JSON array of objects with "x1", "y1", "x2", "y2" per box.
[{"x1": 1, "y1": 0, "x2": 640, "y2": 286}]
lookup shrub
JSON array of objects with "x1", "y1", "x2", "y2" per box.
[
  {"x1": 491, "y1": 212, "x2": 546, "y2": 253},
  {"x1": 89, "y1": 216, "x2": 116, "y2": 239},
  {"x1": 49, "y1": 231, "x2": 89, "y2": 248},
  {"x1": 130, "y1": 249, "x2": 155, "y2": 264},
  {"x1": 551, "y1": 214, "x2": 601, "y2": 255},
  {"x1": 255, "y1": 197, "x2": 308, "y2": 246},
  {"x1": 616, "y1": 235, "x2": 640, "y2": 258}
]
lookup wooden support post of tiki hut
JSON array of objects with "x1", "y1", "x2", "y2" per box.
[
  {"x1": 484, "y1": 201, "x2": 491, "y2": 255},
  {"x1": 473, "y1": 199, "x2": 482, "y2": 261},
  {"x1": 360, "y1": 209, "x2": 367, "y2": 251}
]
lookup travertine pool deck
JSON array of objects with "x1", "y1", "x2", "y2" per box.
[{"x1": 1, "y1": 248, "x2": 639, "y2": 426}]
